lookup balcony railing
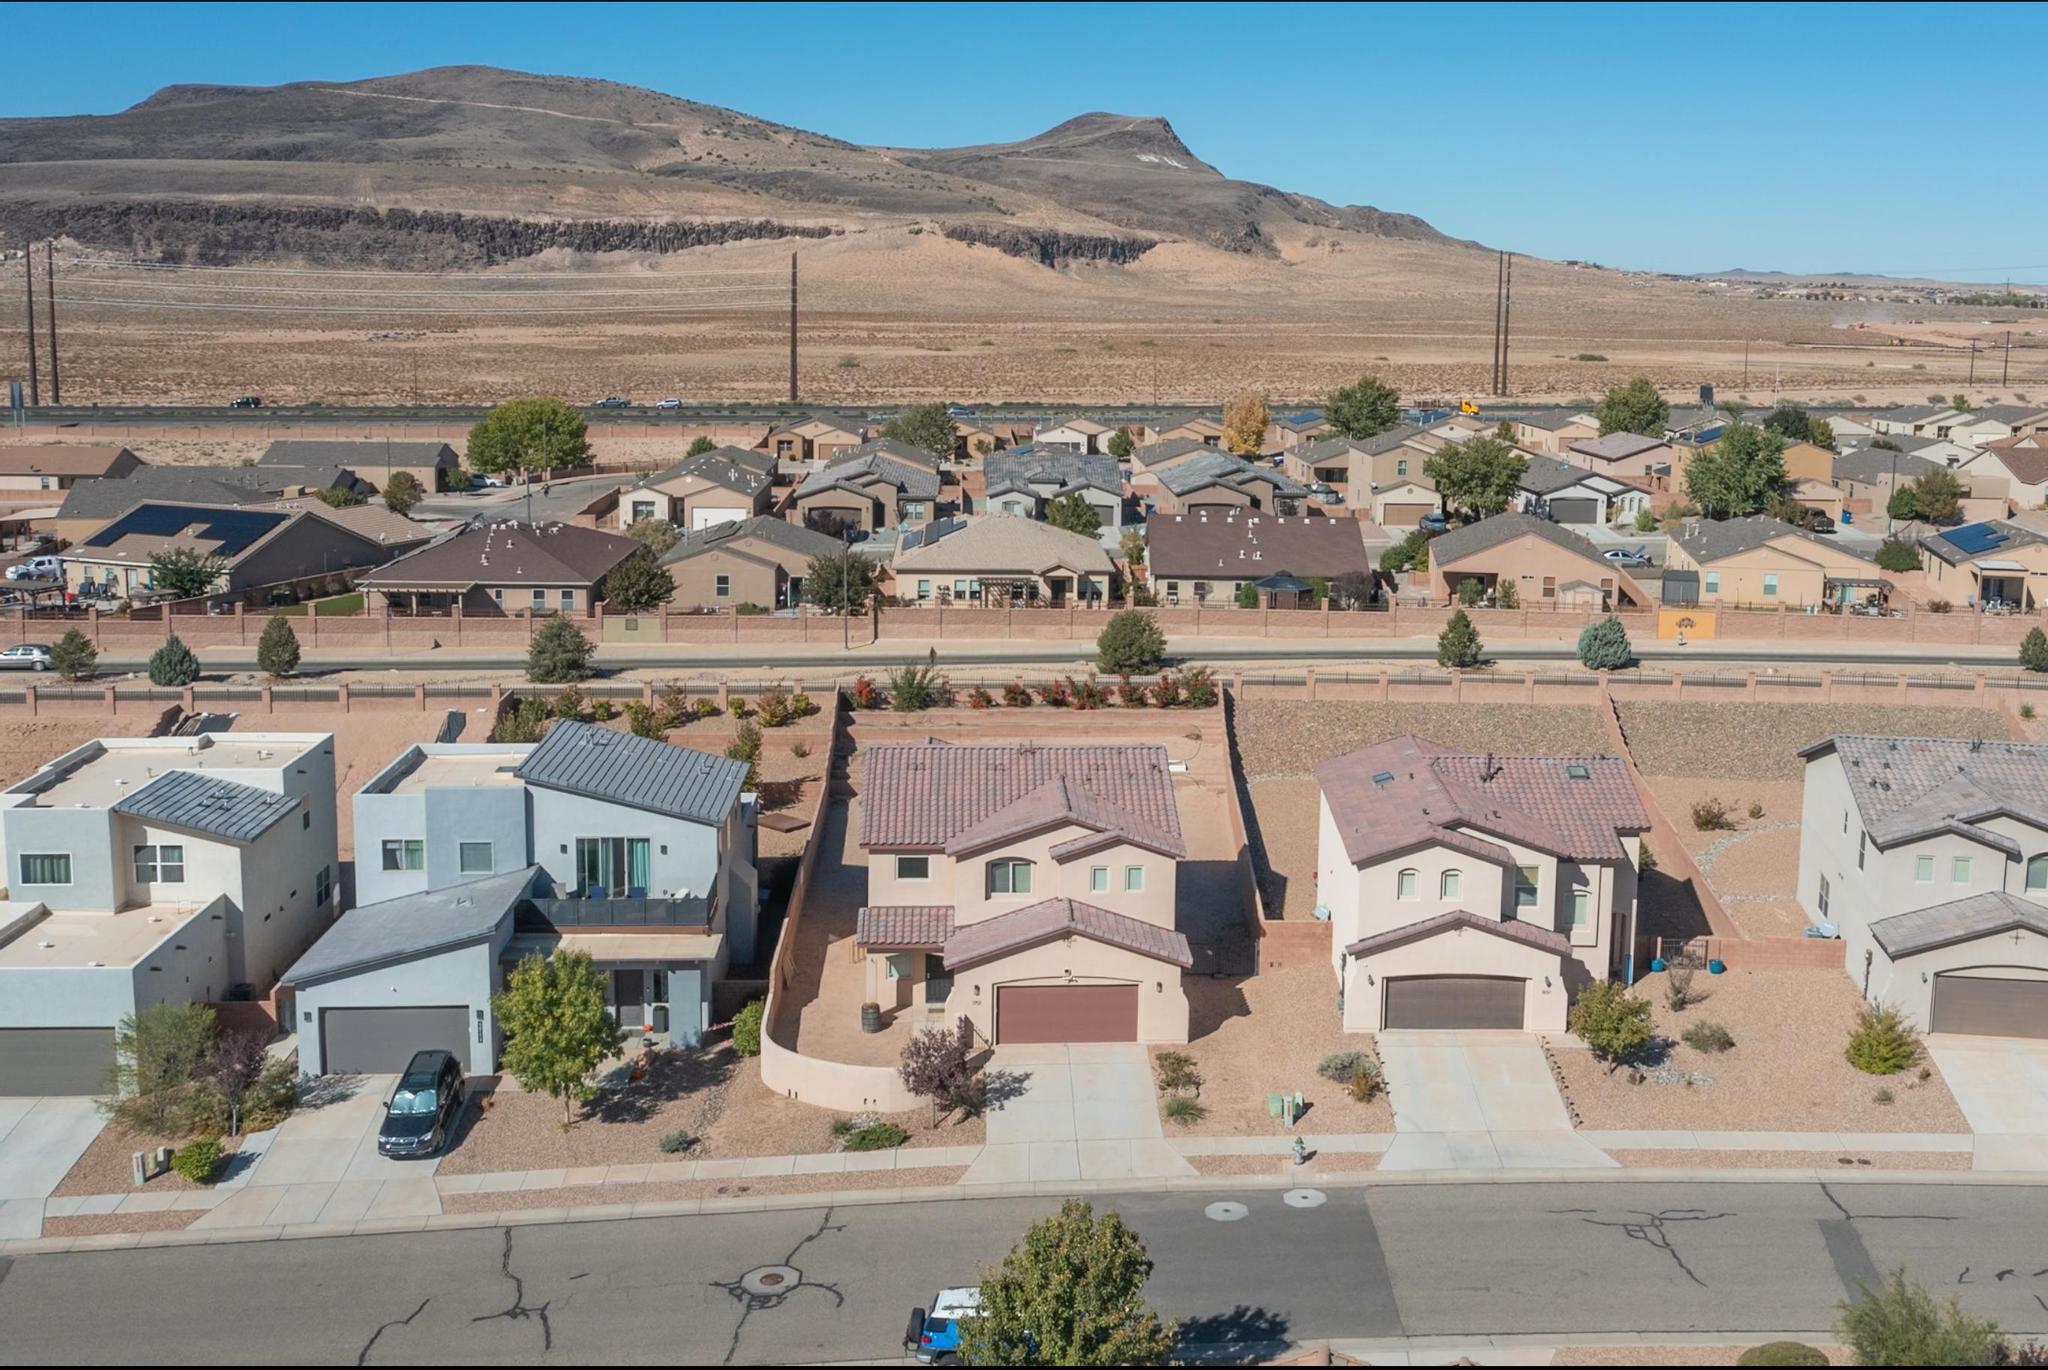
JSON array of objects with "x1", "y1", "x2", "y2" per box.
[{"x1": 516, "y1": 895, "x2": 713, "y2": 930}]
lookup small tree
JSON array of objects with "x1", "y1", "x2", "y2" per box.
[
  {"x1": 1577, "y1": 615, "x2": 1634, "y2": 670},
  {"x1": 625, "y1": 517, "x2": 681, "y2": 556},
  {"x1": 964, "y1": 1199, "x2": 1176, "y2": 1367},
  {"x1": 148, "y1": 634, "x2": 202, "y2": 687},
  {"x1": 686, "y1": 434, "x2": 717, "y2": 457},
  {"x1": 1875, "y1": 540, "x2": 1922, "y2": 572},
  {"x1": 381, "y1": 470, "x2": 424, "y2": 515},
  {"x1": 1905, "y1": 467, "x2": 1966, "y2": 523},
  {"x1": 466, "y1": 396, "x2": 591, "y2": 478},
  {"x1": 256, "y1": 615, "x2": 301, "y2": 678},
  {"x1": 493, "y1": 950, "x2": 622, "y2": 1126},
  {"x1": 1425, "y1": 435, "x2": 1527, "y2": 518},
  {"x1": 1325, "y1": 373, "x2": 1402, "y2": 439},
  {"x1": 1097, "y1": 609, "x2": 1166, "y2": 676},
  {"x1": 49, "y1": 627, "x2": 96, "y2": 681},
  {"x1": 200, "y1": 1028, "x2": 272, "y2": 1137},
  {"x1": 1044, "y1": 490, "x2": 1102, "y2": 537},
  {"x1": 1437, "y1": 608, "x2": 1483, "y2": 668},
  {"x1": 1331, "y1": 570, "x2": 1375, "y2": 609},
  {"x1": 315, "y1": 485, "x2": 367, "y2": 508},
  {"x1": 1105, "y1": 429, "x2": 1135, "y2": 461},
  {"x1": 1221, "y1": 391, "x2": 1269, "y2": 456},
  {"x1": 526, "y1": 616, "x2": 594, "y2": 683},
  {"x1": 805, "y1": 549, "x2": 879, "y2": 614},
  {"x1": 603, "y1": 547, "x2": 676, "y2": 613},
  {"x1": 899, "y1": 1016, "x2": 978, "y2": 1126},
  {"x1": 1845, "y1": 1003, "x2": 1922, "y2": 1075},
  {"x1": 1633, "y1": 506, "x2": 1657, "y2": 533},
  {"x1": 1837, "y1": 1268, "x2": 2003, "y2": 1367},
  {"x1": 1887, "y1": 484, "x2": 1921, "y2": 522},
  {"x1": 1494, "y1": 576, "x2": 1519, "y2": 609},
  {"x1": 882, "y1": 402, "x2": 960, "y2": 462},
  {"x1": 1568, "y1": 980, "x2": 1652, "y2": 1073},
  {"x1": 1118, "y1": 528, "x2": 1146, "y2": 567},
  {"x1": 1596, "y1": 376, "x2": 1670, "y2": 437},
  {"x1": 147, "y1": 548, "x2": 227, "y2": 600},
  {"x1": 2024, "y1": 627, "x2": 2048, "y2": 673},
  {"x1": 103, "y1": 1000, "x2": 216, "y2": 1134}
]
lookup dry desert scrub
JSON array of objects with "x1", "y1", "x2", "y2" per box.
[
  {"x1": 1614, "y1": 702, "x2": 2010, "y2": 780},
  {"x1": 1232, "y1": 701, "x2": 1610, "y2": 780}
]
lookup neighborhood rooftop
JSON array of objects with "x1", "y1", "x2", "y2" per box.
[
  {"x1": 1799, "y1": 734, "x2": 2048, "y2": 853},
  {"x1": 860, "y1": 740, "x2": 1182, "y2": 849},
  {"x1": 513, "y1": 719, "x2": 749, "y2": 826}
]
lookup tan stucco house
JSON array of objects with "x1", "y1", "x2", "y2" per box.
[
  {"x1": 1034, "y1": 415, "x2": 1116, "y2": 453},
  {"x1": 1666, "y1": 515, "x2": 1884, "y2": 609},
  {"x1": 1315, "y1": 735, "x2": 1649, "y2": 1032},
  {"x1": 890, "y1": 513, "x2": 1115, "y2": 606},
  {"x1": 853, "y1": 741, "x2": 1192, "y2": 1044},
  {"x1": 61, "y1": 500, "x2": 407, "y2": 605},
  {"x1": 1145, "y1": 510, "x2": 1372, "y2": 606},
  {"x1": 617, "y1": 448, "x2": 776, "y2": 531},
  {"x1": 1920, "y1": 520, "x2": 2048, "y2": 610},
  {"x1": 1429, "y1": 511, "x2": 1647, "y2": 608},
  {"x1": 763, "y1": 416, "x2": 866, "y2": 464},
  {"x1": 660, "y1": 514, "x2": 846, "y2": 611},
  {"x1": 0, "y1": 445, "x2": 141, "y2": 504},
  {"x1": 790, "y1": 448, "x2": 944, "y2": 535},
  {"x1": 357, "y1": 520, "x2": 641, "y2": 615}
]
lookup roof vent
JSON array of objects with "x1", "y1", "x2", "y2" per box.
[{"x1": 1371, "y1": 770, "x2": 1395, "y2": 788}]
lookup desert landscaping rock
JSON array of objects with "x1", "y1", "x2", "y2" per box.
[
  {"x1": 1616, "y1": 702, "x2": 2011, "y2": 779},
  {"x1": 1608, "y1": 1149, "x2": 1970, "y2": 1171},
  {"x1": 1232, "y1": 700, "x2": 1610, "y2": 780}
]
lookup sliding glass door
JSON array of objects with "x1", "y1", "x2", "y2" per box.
[{"x1": 575, "y1": 837, "x2": 652, "y2": 898}]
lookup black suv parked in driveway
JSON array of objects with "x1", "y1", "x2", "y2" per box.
[{"x1": 377, "y1": 1050, "x2": 466, "y2": 1158}]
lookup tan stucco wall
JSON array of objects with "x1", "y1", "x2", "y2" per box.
[
  {"x1": 869, "y1": 827, "x2": 1177, "y2": 930},
  {"x1": 1667, "y1": 540, "x2": 1858, "y2": 607},
  {"x1": 1435, "y1": 531, "x2": 1627, "y2": 605},
  {"x1": 1340, "y1": 927, "x2": 1570, "y2": 1032},
  {"x1": 669, "y1": 547, "x2": 783, "y2": 610},
  {"x1": 954, "y1": 938, "x2": 1190, "y2": 1044},
  {"x1": 1870, "y1": 927, "x2": 2048, "y2": 1031}
]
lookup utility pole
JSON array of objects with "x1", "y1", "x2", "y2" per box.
[
  {"x1": 22, "y1": 240, "x2": 38, "y2": 407},
  {"x1": 43, "y1": 240, "x2": 58, "y2": 405},
  {"x1": 1490, "y1": 252, "x2": 1504, "y2": 394},
  {"x1": 1968, "y1": 339, "x2": 1977, "y2": 386},
  {"x1": 788, "y1": 252, "x2": 798, "y2": 404},
  {"x1": 2005, "y1": 330, "x2": 2013, "y2": 387},
  {"x1": 1500, "y1": 252, "x2": 1513, "y2": 398}
]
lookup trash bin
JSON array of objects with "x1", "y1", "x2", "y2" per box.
[{"x1": 652, "y1": 1003, "x2": 669, "y2": 1034}]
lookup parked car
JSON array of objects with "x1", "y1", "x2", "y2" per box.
[
  {"x1": 1418, "y1": 511, "x2": 1450, "y2": 534},
  {"x1": 1309, "y1": 482, "x2": 1343, "y2": 505},
  {"x1": 467, "y1": 473, "x2": 506, "y2": 489},
  {"x1": 0, "y1": 644, "x2": 51, "y2": 671},
  {"x1": 906, "y1": 1288, "x2": 981, "y2": 1364},
  {"x1": 229, "y1": 396, "x2": 263, "y2": 409},
  {"x1": 6, "y1": 555, "x2": 61, "y2": 581},
  {"x1": 654, "y1": 397, "x2": 683, "y2": 411},
  {"x1": 591, "y1": 395, "x2": 631, "y2": 409},
  {"x1": 1799, "y1": 507, "x2": 1837, "y2": 533},
  {"x1": 376, "y1": 1050, "x2": 467, "y2": 1159},
  {"x1": 1602, "y1": 547, "x2": 1652, "y2": 567}
]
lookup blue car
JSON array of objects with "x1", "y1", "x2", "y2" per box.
[{"x1": 907, "y1": 1287, "x2": 980, "y2": 1364}]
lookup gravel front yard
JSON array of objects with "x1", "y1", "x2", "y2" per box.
[
  {"x1": 1548, "y1": 968, "x2": 1967, "y2": 1133},
  {"x1": 1616, "y1": 701, "x2": 2011, "y2": 779},
  {"x1": 54, "y1": 1126, "x2": 245, "y2": 1198},
  {"x1": 1232, "y1": 700, "x2": 1610, "y2": 780},
  {"x1": 441, "y1": 1167, "x2": 969, "y2": 1213},
  {"x1": 43, "y1": 1211, "x2": 200, "y2": 1237},
  {"x1": 438, "y1": 1047, "x2": 981, "y2": 1174},
  {"x1": 1607, "y1": 1149, "x2": 1969, "y2": 1171},
  {"x1": 1161, "y1": 962, "x2": 1392, "y2": 1137}
]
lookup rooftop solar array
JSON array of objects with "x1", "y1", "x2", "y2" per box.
[
  {"x1": 83, "y1": 504, "x2": 290, "y2": 555},
  {"x1": 1944, "y1": 523, "x2": 2009, "y2": 556}
]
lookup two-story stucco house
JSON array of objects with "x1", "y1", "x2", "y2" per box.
[
  {"x1": 286, "y1": 721, "x2": 759, "y2": 1073},
  {"x1": 1797, "y1": 735, "x2": 2048, "y2": 1038},
  {"x1": 853, "y1": 741, "x2": 1193, "y2": 1045},
  {"x1": 1315, "y1": 736, "x2": 1650, "y2": 1032},
  {"x1": 0, "y1": 733, "x2": 339, "y2": 1093}
]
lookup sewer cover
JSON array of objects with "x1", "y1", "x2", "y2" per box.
[
  {"x1": 1283, "y1": 1188, "x2": 1327, "y2": 1209},
  {"x1": 741, "y1": 1264, "x2": 801, "y2": 1295},
  {"x1": 1204, "y1": 1201, "x2": 1248, "y2": 1222}
]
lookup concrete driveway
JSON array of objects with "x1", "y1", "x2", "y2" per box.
[
  {"x1": 1928, "y1": 1035, "x2": 2048, "y2": 1170},
  {"x1": 1375, "y1": 1031, "x2": 1614, "y2": 1171},
  {"x1": 961, "y1": 1043, "x2": 1193, "y2": 1185},
  {"x1": 0, "y1": 1096, "x2": 107, "y2": 1237}
]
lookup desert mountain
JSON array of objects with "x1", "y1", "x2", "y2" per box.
[{"x1": 0, "y1": 65, "x2": 1469, "y2": 267}]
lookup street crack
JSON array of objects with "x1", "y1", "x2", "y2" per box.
[
  {"x1": 356, "y1": 1297, "x2": 430, "y2": 1365},
  {"x1": 470, "y1": 1228, "x2": 552, "y2": 1352},
  {"x1": 708, "y1": 1206, "x2": 848, "y2": 1365},
  {"x1": 1557, "y1": 1207, "x2": 1732, "y2": 1288}
]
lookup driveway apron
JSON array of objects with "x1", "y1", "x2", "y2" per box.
[
  {"x1": 1375, "y1": 1030, "x2": 1614, "y2": 1171},
  {"x1": 961, "y1": 1043, "x2": 1194, "y2": 1184}
]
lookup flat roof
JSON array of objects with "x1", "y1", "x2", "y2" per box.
[
  {"x1": 387, "y1": 752, "x2": 530, "y2": 797},
  {"x1": 0, "y1": 902, "x2": 206, "y2": 970},
  {"x1": 17, "y1": 736, "x2": 323, "y2": 811}
]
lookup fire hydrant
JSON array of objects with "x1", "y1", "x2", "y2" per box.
[{"x1": 1292, "y1": 1136, "x2": 1308, "y2": 1167}]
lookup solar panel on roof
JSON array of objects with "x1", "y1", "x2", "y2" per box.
[
  {"x1": 1946, "y1": 523, "x2": 2008, "y2": 555},
  {"x1": 85, "y1": 504, "x2": 289, "y2": 555}
]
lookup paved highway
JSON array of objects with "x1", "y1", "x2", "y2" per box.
[{"x1": 1, "y1": 1180, "x2": 2043, "y2": 1364}]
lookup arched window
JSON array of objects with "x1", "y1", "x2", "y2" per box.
[
  {"x1": 1397, "y1": 869, "x2": 1419, "y2": 899},
  {"x1": 988, "y1": 858, "x2": 1034, "y2": 897},
  {"x1": 2028, "y1": 855, "x2": 2048, "y2": 892},
  {"x1": 1440, "y1": 869, "x2": 1462, "y2": 900}
]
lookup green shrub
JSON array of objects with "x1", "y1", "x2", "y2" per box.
[
  {"x1": 1875, "y1": 540, "x2": 1922, "y2": 573},
  {"x1": 2023, "y1": 627, "x2": 2048, "y2": 674},
  {"x1": 756, "y1": 689, "x2": 792, "y2": 727},
  {"x1": 791, "y1": 740, "x2": 811, "y2": 758},
  {"x1": 1837, "y1": 1268, "x2": 2004, "y2": 1367},
  {"x1": 1096, "y1": 609, "x2": 1167, "y2": 676},
  {"x1": 1682, "y1": 1021, "x2": 1735, "y2": 1054},
  {"x1": 256, "y1": 615, "x2": 301, "y2": 678},
  {"x1": 552, "y1": 685, "x2": 585, "y2": 721},
  {"x1": 1153, "y1": 1050, "x2": 1202, "y2": 1096},
  {"x1": 590, "y1": 698, "x2": 614, "y2": 721},
  {"x1": 148, "y1": 634, "x2": 202, "y2": 687},
  {"x1": 49, "y1": 628, "x2": 97, "y2": 681},
  {"x1": 526, "y1": 616, "x2": 593, "y2": 683},
  {"x1": 1734, "y1": 1341, "x2": 1829, "y2": 1367},
  {"x1": 1437, "y1": 609, "x2": 1482, "y2": 669},
  {"x1": 1316, "y1": 1051, "x2": 1370, "y2": 1083},
  {"x1": 1691, "y1": 798, "x2": 1735, "y2": 831},
  {"x1": 1177, "y1": 665, "x2": 1217, "y2": 708},
  {"x1": 658, "y1": 1130, "x2": 696, "y2": 1154},
  {"x1": 1163, "y1": 1095, "x2": 1207, "y2": 1126},
  {"x1": 1569, "y1": 980, "x2": 1653, "y2": 1071},
  {"x1": 1846, "y1": 1004, "x2": 1922, "y2": 1075},
  {"x1": 841, "y1": 1121, "x2": 909, "y2": 1151},
  {"x1": 1576, "y1": 615, "x2": 1634, "y2": 670},
  {"x1": 171, "y1": 1138, "x2": 223, "y2": 1184},
  {"x1": 731, "y1": 999, "x2": 765, "y2": 1057},
  {"x1": 490, "y1": 697, "x2": 550, "y2": 744},
  {"x1": 623, "y1": 701, "x2": 666, "y2": 739}
]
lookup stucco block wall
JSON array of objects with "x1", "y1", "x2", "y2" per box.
[
  {"x1": 868, "y1": 830, "x2": 1176, "y2": 930},
  {"x1": 0, "y1": 898, "x2": 229, "y2": 1031},
  {"x1": 953, "y1": 939, "x2": 1188, "y2": 1044}
]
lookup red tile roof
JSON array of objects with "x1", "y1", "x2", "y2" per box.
[
  {"x1": 860, "y1": 742, "x2": 1182, "y2": 851},
  {"x1": 855, "y1": 905, "x2": 956, "y2": 949},
  {"x1": 1344, "y1": 910, "x2": 1571, "y2": 959},
  {"x1": 942, "y1": 897, "x2": 1192, "y2": 970},
  {"x1": 943, "y1": 774, "x2": 1185, "y2": 859}
]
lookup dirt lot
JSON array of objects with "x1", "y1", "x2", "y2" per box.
[
  {"x1": 1232, "y1": 700, "x2": 1611, "y2": 781},
  {"x1": 1646, "y1": 776, "x2": 1809, "y2": 938},
  {"x1": 1162, "y1": 961, "x2": 1391, "y2": 1137},
  {"x1": 1548, "y1": 967, "x2": 1967, "y2": 1134},
  {"x1": 1615, "y1": 702, "x2": 2012, "y2": 779},
  {"x1": 0, "y1": 716, "x2": 164, "y2": 788},
  {"x1": 438, "y1": 1046, "x2": 980, "y2": 1174}
]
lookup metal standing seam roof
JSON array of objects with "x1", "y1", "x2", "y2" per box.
[
  {"x1": 860, "y1": 741, "x2": 1181, "y2": 850},
  {"x1": 281, "y1": 866, "x2": 540, "y2": 985},
  {"x1": 111, "y1": 769, "x2": 301, "y2": 842},
  {"x1": 941, "y1": 897, "x2": 1193, "y2": 971},
  {"x1": 514, "y1": 720, "x2": 748, "y2": 825},
  {"x1": 1869, "y1": 891, "x2": 2048, "y2": 959}
]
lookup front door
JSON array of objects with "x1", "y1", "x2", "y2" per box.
[
  {"x1": 1047, "y1": 576, "x2": 1070, "y2": 606},
  {"x1": 613, "y1": 969, "x2": 646, "y2": 1032}
]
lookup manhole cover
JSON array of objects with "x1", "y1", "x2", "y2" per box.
[
  {"x1": 741, "y1": 1264, "x2": 801, "y2": 1295},
  {"x1": 1204, "y1": 1201, "x2": 1248, "y2": 1222},
  {"x1": 1283, "y1": 1188, "x2": 1327, "y2": 1209}
]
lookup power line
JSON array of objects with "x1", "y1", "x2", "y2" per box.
[
  {"x1": 62, "y1": 256, "x2": 790, "y2": 279},
  {"x1": 57, "y1": 278, "x2": 790, "y2": 299},
  {"x1": 52, "y1": 295, "x2": 789, "y2": 316}
]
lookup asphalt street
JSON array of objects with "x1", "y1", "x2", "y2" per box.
[{"x1": 1, "y1": 1180, "x2": 2044, "y2": 1364}]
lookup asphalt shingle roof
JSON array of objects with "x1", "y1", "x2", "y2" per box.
[
  {"x1": 260, "y1": 440, "x2": 458, "y2": 470},
  {"x1": 515, "y1": 720, "x2": 748, "y2": 826},
  {"x1": 1155, "y1": 451, "x2": 1308, "y2": 498},
  {"x1": 796, "y1": 452, "x2": 942, "y2": 500},
  {"x1": 357, "y1": 520, "x2": 640, "y2": 589},
  {"x1": 1802, "y1": 734, "x2": 2048, "y2": 855},
  {"x1": 984, "y1": 450, "x2": 1121, "y2": 500},
  {"x1": 1921, "y1": 519, "x2": 2048, "y2": 567},
  {"x1": 282, "y1": 866, "x2": 539, "y2": 985},
  {"x1": 1144, "y1": 511, "x2": 1370, "y2": 580},
  {"x1": 891, "y1": 514, "x2": 1112, "y2": 574},
  {"x1": 1870, "y1": 890, "x2": 2048, "y2": 959},
  {"x1": 860, "y1": 741, "x2": 1181, "y2": 850},
  {"x1": 57, "y1": 466, "x2": 322, "y2": 521},
  {"x1": 1671, "y1": 514, "x2": 1874, "y2": 566},
  {"x1": 111, "y1": 770, "x2": 300, "y2": 842},
  {"x1": 661, "y1": 515, "x2": 845, "y2": 568},
  {"x1": 942, "y1": 897, "x2": 1193, "y2": 971},
  {"x1": 1831, "y1": 447, "x2": 1942, "y2": 485},
  {"x1": 1429, "y1": 510, "x2": 1606, "y2": 567},
  {"x1": 634, "y1": 450, "x2": 772, "y2": 498},
  {"x1": 1571, "y1": 432, "x2": 1666, "y2": 461}
]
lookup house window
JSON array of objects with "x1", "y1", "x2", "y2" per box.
[
  {"x1": 1952, "y1": 857, "x2": 1971, "y2": 884},
  {"x1": 896, "y1": 855, "x2": 931, "y2": 881},
  {"x1": 1395, "y1": 459, "x2": 1408, "y2": 477},
  {"x1": 1090, "y1": 866, "x2": 1109, "y2": 893},
  {"x1": 531, "y1": 589, "x2": 546, "y2": 608},
  {"x1": 132, "y1": 844, "x2": 185, "y2": 884},
  {"x1": 381, "y1": 839, "x2": 424, "y2": 872},
  {"x1": 715, "y1": 575, "x2": 730, "y2": 598},
  {"x1": 1763, "y1": 573, "x2": 1780, "y2": 597},
  {"x1": 631, "y1": 501, "x2": 656, "y2": 522},
  {"x1": 1542, "y1": 577, "x2": 1556, "y2": 599},
  {"x1": 492, "y1": 588, "x2": 504, "y2": 605},
  {"x1": 988, "y1": 859, "x2": 1033, "y2": 896},
  {"x1": 561, "y1": 590, "x2": 575, "y2": 610},
  {"x1": 917, "y1": 579, "x2": 932, "y2": 600},
  {"x1": 1915, "y1": 855, "x2": 1935, "y2": 882},
  {"x1": 1125, "y1": 865, "x2": 1144, "y2": 892},
  {"x1": 954, "y1": 579, "x2": 970, "y2": 598},
  {"x1": 1569, "y1": 888, "x2": 1590, "y2": 927},
  {"x1": 1857, "y1": 831, "x2": 1866, "y2": 871},
  {"x1": 19, "y1": 853, "x2": 71, "y2": 885},
  {"x1": 1704, "y1": 572, "x2": 1720, "y2": 595},
  {"x1": 1818, "y1": 873, "x2": 1830, "y2": 916},
  {"x1": 1397, "y1": 869, "x2": 1418, "y2": 899},
  {"x1": 1515, "y1": 865, "x2": 1539, "y2": 909},
  {"x1": 459, "y1": 842, "x2": 494, "y2": 875},
  {"x1": 1440, "y1": 869, "x2": 1461, "y2": 899},
  {"x1": 316, "y1": 865, "x2": 331, "y2": 906},
  {"x1": 575, "y1": 837, "x2": 652, "y2": 898},
  {"x1": 2029, "y1": 855, "x2": 2048, "y2": 891}
]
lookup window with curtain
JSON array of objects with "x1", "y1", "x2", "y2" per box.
[
  {"x1": 19, "y1": 853, "x2": 70, "y2": 885},
  {"x1": 381, "y1": 839, "x2": 424, "y2": 872},
  {"x1": 988, "y1": 859, "x2": 1033, "y2": 896},
  {"x1": 576, "y1": 837, "x2": 652, "y2": 897},
  {"x1": 133, "y1": 844, "x2": 185, "y2": 883}
]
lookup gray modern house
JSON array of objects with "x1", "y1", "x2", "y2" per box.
[{"x1": 288, "y1": 722, "x2": 759, "y2": 1074}]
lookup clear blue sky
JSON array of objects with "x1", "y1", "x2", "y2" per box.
[{"x1": 6, "y1": 1, "x2": 2044, "y2": 279}]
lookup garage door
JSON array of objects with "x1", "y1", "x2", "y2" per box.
[
  {"x1": 320, "y1": 1006, "x2": 469, "y2": 1075},
  {"x1": 1383, "y1": 976, "x2": 1525, "y2": 1030},
  {"x1": 690, "y1": 507, "x2": 744, "y2": 531},
  {"x1": 1382, "y1": 502, "x2": 1434, "y2": 529},
  {"x1": 0, "y1": 1027, "x2": 116, "y2": 1096},
  {"x1": 1549, "y1": 497, "x2": 1599, "y2": 524},
  {"x1": 1930, "y1": 974, "x2": 2048, "y2": 1039},
  {"x1": 996, "y1": 985, "x2": 1137, "y2": 1044}
]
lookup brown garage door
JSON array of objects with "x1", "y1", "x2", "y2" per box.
[
  {"x1": 1930, "y1": 974, "x2": 2048, "y2": 1039},
  {"x1": 996, "y1": 985, "x2": 1137, "y2": 1044},
  {"x1": 1383, "y1": 975, "x2": 1525, "y2": 1030},
  {"x1": 1382, "y1": 502, "x2": 1435, "y2": 529}
]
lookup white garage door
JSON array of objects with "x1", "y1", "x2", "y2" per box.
[{"x1": 691, "y1": 508, "x2": 745, "y2": 531}]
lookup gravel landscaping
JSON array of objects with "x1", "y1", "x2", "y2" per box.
[
  {"x1": 438, "y1": 1047, "x2": 980, "y2": 1174},
  {"x1": 441, "y1": 1167, "x2": 969, "y2": 1213},
  {"x1": 43, "y1": 1211, "x2": 200, "y2": 1238},
  {"x1": 1245, "y1": 777, "x2": 1320, "y2": 918},
  {"x1": 1644, "y1": 777, "x2": 1809, "y2": 938},
  {"x1": 1607, "y1": 1149, "x2": 1969, "y2": 1171},
  {"x1": 54, "y1": 1126, "x2": 245, "y2": 1198},
  {"x1": 1548, "y1": 968, "x2": 1967, "y2": 1133},
  {"x1": 1615, "y1": 702, "x2": 2011, "y2": 779},
  {"x1": 1161, "y1": 962, "x2": 1392, "y2": 1137},
  {"x1": 1232, "y1": 700, "x2": 1611, "y2": 780}
]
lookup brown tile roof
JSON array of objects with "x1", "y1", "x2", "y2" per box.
[
  {"x1": 943, "y1": 774, "x2": 1186, "y2": 859},
  {"x1": 943, "y1": 898, "x2": 1192, "y2": 970},
  {"x1": 1344, "y1": 910, "x2": 1572, "y2": 959},
  {"x1": 0, "y1": 445, "x2": 135, "y2": 478},
  {"x1": 358, "y1": 520, "x2": 640, "y2": 590},
  {"x1": 855, "y1": 905, "x2": 956, "y2": 949},
  {"x1": 1144, "y1": 511, "x2": 1371, "y2": 581},
  {"x1": 1986, "y1": 434, "x2": 2048, "y2": 487},
  {"x1": 1315, "y1": 734, "x2": 1648, "y2": 869},
  {"x1": 860, "y1": 741, "x2": 1181, "y2": 851}
]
